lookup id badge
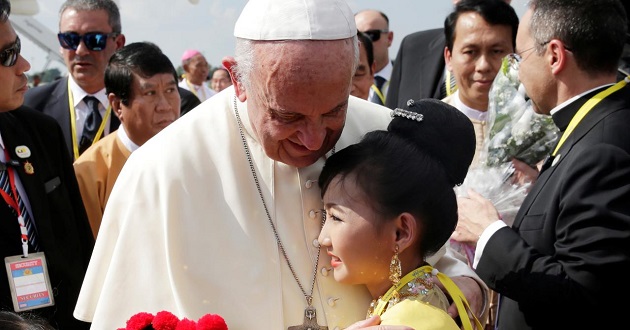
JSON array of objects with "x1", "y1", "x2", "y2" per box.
[{"x1": 4, "y1": 252, "x2": 55, "y2": 312}]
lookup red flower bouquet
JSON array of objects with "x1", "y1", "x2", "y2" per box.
[{"x1": 118, "y1": 311, "x2": 228, "y2": 330}]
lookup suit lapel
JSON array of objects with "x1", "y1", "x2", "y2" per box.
[
  {"x1": 513, "y1": 85, "x2": 630, "y2": 228},
  {"x1": 46, "y1": 78, "x2": 73, "y2": 152},
  {"x1": 423, "y1": 34, "x2": 446, "y2": 99},
  {"x1": 513, "y1": 157, "x2": 557, "y2": 228}
]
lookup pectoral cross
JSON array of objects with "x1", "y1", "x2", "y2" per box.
[{"x1": 288, "y1": 305, "x2": 327, "y2": 330}]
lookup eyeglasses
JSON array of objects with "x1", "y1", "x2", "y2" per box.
[
  {"x1": 507, "y1": 40, "x2": 573, "y2": 71},
  {"x1": 363, "y1": 29, "x2": 389, "y2": 42},
  {"x1": 57, "y1": 32, "x2": 119, "y2": 51},
  {"x1": 1, "y1": 36, "x2": 21, "y2": 67},
  {"x1": 507, "y1": 46, "x2": 537, "y2": 71}
]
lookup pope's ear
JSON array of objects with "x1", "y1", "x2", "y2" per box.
[{"x1": 222, "y1": 56, "x2": 247, "y2": 102}]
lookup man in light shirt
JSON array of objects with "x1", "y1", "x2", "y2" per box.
[
  {"x1": 178, "y1": 49, "x2": 215, "y2": 102},
  {"x1": 73, "y1": 42, "x2": 181, "y2": 238},
  {"x1": 24, "y1": 0, "x2": 126, "y2": 160},
  {"x1": 210, "y1": 67, "x2": 232, "y2": 93}
]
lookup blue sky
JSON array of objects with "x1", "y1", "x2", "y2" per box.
[{"x1": 15, "y1": 0, "x2": 528, "y2": 74}]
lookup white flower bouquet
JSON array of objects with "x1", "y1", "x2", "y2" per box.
[
  {"x1": 455, "y1": 56, "x2": 560, "y2": 227},
  {"x1": 482, "y1": 57, "x2": 559, "y2": 168}
]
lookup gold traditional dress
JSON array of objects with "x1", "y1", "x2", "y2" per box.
[{"x1": 368, "y1": 265, "x2": 483, "y2": 330}]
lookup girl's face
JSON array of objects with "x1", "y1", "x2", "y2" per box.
[{"x1": 318, "y1": 175, "x2": 397, "y2": 297}]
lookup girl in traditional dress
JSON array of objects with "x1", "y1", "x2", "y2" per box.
[{"x1": 318, "y1": 99, "x2": 484, "y2": 330}]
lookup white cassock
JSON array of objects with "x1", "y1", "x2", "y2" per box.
[{"x1": 74, "y1": 86, "x2": 481, "y2": 329}]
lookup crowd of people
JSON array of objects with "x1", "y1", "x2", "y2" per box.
[{"x1": 1, "y1": 0, "x2": 629, "y2": 329}]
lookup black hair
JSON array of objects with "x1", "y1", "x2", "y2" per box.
[
  {"x1": 529, "y1": 0, "x2": 627, "y2": 74},
  {"x1": 444, "y1": 0, "x2": 519, "y2": 51},
  {"x1": 105, "y1": 42, "x2": 178, "y2": 106},
  {"x1": 0, "y1": 311, "x2": 55, "y2": 330},
  {"x1": 319, "y1": 99, "x2": 475, "y2": 257},
  {"x1": 0, "y1": 0, "x2": 10, "y2": 23}
]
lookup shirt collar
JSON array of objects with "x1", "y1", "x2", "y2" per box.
[
  {"x1": 185, "y1": 78, "x2": 202, "y2": 89},
  {"x1": 117, "y1": 125, "x2": 140, "y2": 153},
  {"x1": 375, "y1": 60, "x2": 393, "y2": 81},
  {"x1": 453, "y1": 90, "x2": 488, "y2": 121},
  {"x1": 550, "y1": 84, "x2": 615, "y2": 132},
  {"x1": 68, "y1": 75, "x2": 108, "y2": 108},
  {"x1": 549, "y1": 83, "x2": 615, "y2": 115}
]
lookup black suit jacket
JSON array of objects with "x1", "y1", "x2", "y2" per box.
[
  {"x1": 386, "y1": 28, "x2": 446, "y2": 110},
  {"x1": 23, "y1": 78, "x2": 120, "y2": 158},
  {"x1": 0, "y1": 106, "x2": 94, "y2": 329},
  {"x1": 476, "y1": 86, "x2": 630, "y2": 329}
]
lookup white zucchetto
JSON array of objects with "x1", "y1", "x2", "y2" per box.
[{"x1": 234, "y1": 0, "x2": 357, "y2": 41}]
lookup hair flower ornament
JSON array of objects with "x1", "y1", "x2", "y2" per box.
[{"x1": 118, "y1": 311, "x2": 228, "y2": 330}]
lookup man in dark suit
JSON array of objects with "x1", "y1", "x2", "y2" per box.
[
  {"x1": 355, "y1": 9, "x2": 394, "y2": 106},
  {"x1": 385, "y1": 0, "x2": 512, "y2": 110},
  {"x1": 453, "y1": 0, "x2": 630, "y2": 329},
  {"x1": 618, "y1": 0, "x2": 630, "y2": 80},
  {"x1": 24, "y1": 0, "x2": 125, "y2": 160},
  {"x1": 385, "y1": 28, "x2": 445, "y2": 109},
  {"x1": 0, "y1": 1, "x2": 94, "y2": 329}
]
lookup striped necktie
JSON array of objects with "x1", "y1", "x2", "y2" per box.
[{"x1": 0, "y1": 162, "x2": 39, "y2": 252}]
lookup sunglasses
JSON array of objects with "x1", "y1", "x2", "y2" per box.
[
  {"x1": 57, "y1": 32, "x2": 119, "y2": 51},
  {"x1": 1, "y1": 36, "x2": 21, "y2": 67},
  {"x1": 363, "y1": 29, "x2": 389, "y2": 42}
]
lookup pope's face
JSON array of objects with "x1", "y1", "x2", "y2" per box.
[
  {"x1": 0, "y1": 20, "x2": 30, "y2": 112},
  {"x1": 445, "y1": 11, "x2": 513, "y2": 110},
  {"x1": 245, "y1": 40, "x2": 354, "y2": 168},
  {"x1": 318, "y1": 175, "x2": 395, "y2": 296}
]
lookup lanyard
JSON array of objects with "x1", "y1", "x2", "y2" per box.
[
  {"x1": 0, "y1": 148, "x2": 31, "y2": 257},
  {"x1": 370, "y1": 84, "x2": 386, "y2": 105},
  {"x1": 552, "y1": 77, "x2": 629, "y2": 156},
  {"x1": 446, "y1": 70, "x2": 457, "y2": 97},
  {"x1": 67, "y1": 80, "x2": 112, "y2": 160}
]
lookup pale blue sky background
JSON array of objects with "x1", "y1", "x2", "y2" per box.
[{"x1": 16, "y1": 0, "x2": 528, "y2": 75}]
